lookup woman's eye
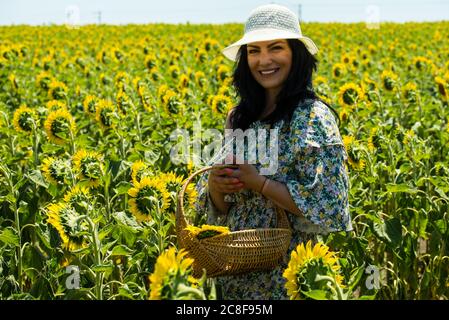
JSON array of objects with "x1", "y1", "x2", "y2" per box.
[
  {"x1": 272, "y1": 46, "x2": 283, "y2": 50},
  {"x1": 248, "y1": 50, "x2": 258, "y2": 54}
]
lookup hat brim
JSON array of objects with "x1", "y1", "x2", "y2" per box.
[{"x1": 222, "y1": 28, "x2": 318, "y2": 61}]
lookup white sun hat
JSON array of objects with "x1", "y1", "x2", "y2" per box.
[{"x1": 222, "y1": 4, "x2": 318, "y2": 61}]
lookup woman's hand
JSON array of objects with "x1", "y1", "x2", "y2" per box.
[
  {"x1": 208, "y1": 167, "x2": 245, "y2": 194},
  {"x1": 231, "y1": 163, "x2": 266, "y2": 193}
]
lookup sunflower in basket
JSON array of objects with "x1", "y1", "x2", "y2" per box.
[{"x1": 184, "y1": 225, "x2": 230, "y2": 240}]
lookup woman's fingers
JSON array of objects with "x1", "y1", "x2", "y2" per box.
[
  {"x1": 218, "y1": 183, "x2": 244, "y2": 193},
  {"x1": 210, "y1": 167, "x2": 234, "y2": 177}
]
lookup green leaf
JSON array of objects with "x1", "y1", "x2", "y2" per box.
[
  {"x1": 91, "y1": 264, "x2": 114, "y2": 273},
  {"x1": 358, "y1": 294, "x2": 377, "y2": 300},
  {"x1": 114, "y1": 181, "x2": 132, "y2": 195},
  {"x1": 373, "y1": 217, "x2": 402, "y2": 247},
  {"x1": 0, "y1": 228, "x2": 19, "y2": 247},
  {"x1": 301, "y1": 289, "x2": 329, "y2": 300},
  {"x1": 386, "y1": 183, "x2": 417, "y2": 194},
  {"x1": 347, "y1": 264, "x2": 365, "y2": 291},
  {"x1": 111, "y1": 244, "x2": 134, "y2": 256},
  {"x1": 26, "y1": 170, "x2": 49, "y2": 188},
  {"x1": 113, "y1": 211, "x2": 141, "y2": 230}
]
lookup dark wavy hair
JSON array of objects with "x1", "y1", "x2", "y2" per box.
[{"x1": 229, "y1": 39, "x2": 339, "y2": 130}]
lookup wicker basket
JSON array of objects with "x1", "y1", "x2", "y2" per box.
[{"x1": 176, "y1": 165, "x2": 292, "y2": 278}]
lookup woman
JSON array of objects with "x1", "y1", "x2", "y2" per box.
[{"x1": 195, "y1": 4, "x2": 352, "y2": 299}]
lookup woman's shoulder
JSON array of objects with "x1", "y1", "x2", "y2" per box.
[
  {"x1": 292, "y1": 99, "x2": 335, "y2": 123},
  {"x1": 290, "y1": 99, "x2": 343, "y2": 148}
]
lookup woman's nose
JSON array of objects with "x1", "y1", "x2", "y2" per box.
[{"x1": 258, "y1": 50, "x2": 273, "y2": 66}]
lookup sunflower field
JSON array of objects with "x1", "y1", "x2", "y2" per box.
[{"x1": 0, "y1": 21, "x2": 448, "y2": 300}]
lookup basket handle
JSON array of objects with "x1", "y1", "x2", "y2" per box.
[{"x1": 176, "y1": 165, "x2": 291, "y2": 233}]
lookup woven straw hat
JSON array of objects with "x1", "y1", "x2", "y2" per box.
[{"x1": 222, "y1": 4, "x2": 318, "y2": 61}]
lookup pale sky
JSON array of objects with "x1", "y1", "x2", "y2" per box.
[{"x1": 0, "y1": 0, "x2": 448, "y2": 25}]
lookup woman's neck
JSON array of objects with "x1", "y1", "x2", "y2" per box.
[{"x1": 261, "y1": 87, "x2": 281, "y2": 119}]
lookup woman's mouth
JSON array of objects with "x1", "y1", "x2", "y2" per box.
[{"x1": 259, "y1": 68, "x2": 280, "y2": 77}]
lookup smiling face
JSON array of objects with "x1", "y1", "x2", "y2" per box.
[{"x1": 246, "y1": 39, "x2": 293, "y2": 93}]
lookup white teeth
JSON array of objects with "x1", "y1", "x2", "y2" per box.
[{"x1": 260, "y1": 69, "x2": 278, "y2": 75}]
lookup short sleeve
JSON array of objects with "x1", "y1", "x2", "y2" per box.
[{"x1": 286, "y1": 100, "x2": 352, "y2": 233}]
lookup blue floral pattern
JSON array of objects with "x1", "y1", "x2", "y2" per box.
[{"x1": 194, "y1": 99, "x2": 352, "y2": 299}]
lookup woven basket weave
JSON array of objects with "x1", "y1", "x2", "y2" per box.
[{"x1": 176, "y1": 165, "x2": 292, "y2": 278}]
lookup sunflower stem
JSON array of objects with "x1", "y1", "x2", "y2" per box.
[
  {"x1": 32, "y1": 121, "x2": 39, "y2": 168},
  {"x1": 69, "y1": 128, "x2": 76, "y2": 156},
  {"x1": 82, "y1": 216, "x2": 103, "y2": 300},
  {"x1": 14, "y1": 205, "x2": 23, "y2": 292},
  {"x1": 1, "y1": 111, "x2": 16, "y2": 158},
  {"x1": 1, "y1": 164, "x2": 24, "y2": 292},
  {"x1": 136, "y1": 111, "x2": 142, "y2": 142}
]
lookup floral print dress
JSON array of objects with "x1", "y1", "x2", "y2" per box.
[{"x1": 194, "y1": 98, "x2": 353, "y2": 300}]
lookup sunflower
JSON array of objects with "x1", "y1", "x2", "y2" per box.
[
  {"x1": 48, "y1": 80, "x2": 68, "y2": 100},
  {"x1": 339, "y1": 107, "x2": 349, "y2": 123},
  {"x1": 178, "y1": 74, "x2": 189, "y2": 89},
  {"x1": 36, "y1": 71, "x2": 53, "y2": 90},
  {"x1": 283, "y1": 240, "x2": 344, "y2": 300},
  {"x1": 149, "y1": 67, "x2": 160, "y2": 81},
  {"x1": 162, "y1": 89, "x2": 180, "y2": 114},
  {"x1": 148, "y1": 247, "x2": 195, "y2": 300},
  {"x1": 338, "y1": 83, "x2": 364, "y2": 108},
  {"x1": 114, "y1": 71, "x2": 129, "y2": 89},
  {"x1": 381, "y1": 70, "x2": 398, "y2": 91},
  {"x1": 138, "y1": 87, "x2": 153, "y2": 112},
  {"x1": 367, "y1": 127, "x2": 381, "y2": 153},
  {"x1": 412, "y1": 56, "x2": 432, "y2": 71},
  {"x1": 332, "y1": 63, "x2": 346, "y2": 78},
  {"x1": 130, "y1": 160, "x2": 149, "y2": 184},
  {"x1": 83, "y1": 95, "x2": 97, "y2": 117},
  {"x1": 8, "y1": 73, "x2": 18, "y2": 91},
  {"x1": 46, "y1": 202, "x2": 87, "y2": 251},
  {"x1": 217, "y1": 78, "x2": 234, "y2": 96},
  {"x1": 435, "y1": 76, "x2": 447, "y2": 101},
  {"x1": 343, "y1": 135, "x2": 366, "y2": 171},
  {"x1": 100, "y1": 73, "x2": 112, "y2": 85},
  {"x1": 12, "y1": 105, "x2": 36, "y2": 133},
  {"x1": 217, "y1": 64, "x2": 230, "y2": 82},
  {"x1": 95, "y1": 99, "x2": 116, "y2": 130},
  {"x1": 46, "y1": 100, "x2": 67, "y2": 112},
  {"x1": 41, "y1": 157, "x2": 70, "y2": 185},
  {"x1": 72, "y1": 149, "x2": 103, "y2": 187},
  {"x1": 402, "y1": 82, "x2": 418, "y2": 103},
  {"x1": 63, "y1": 184, "x2": 91, "y2": 213},
  {"x1": 116, "y1": 90, "x2": 133, "y2": 116},
  {"x1": 144, "y1": 54, "x2": 157, "y2": 71},
  {"x1": 211, "y1": 94, "x2": 233, "y2": 114},
  {"x1": 128, "y1": 177, "x2": 170, "y2": 222},
  {"x1": 184, "y1": 224, "x2": 230, "y2": 240},
  {"x1": 169, "y1": 65, "x2": 180, "y2": 79},
  {"x1": 195, "y1": 49, "x2": 207, "y2": 63},
  {"x1": 132, "y1": 76, "x2": 144, "y2": 92},
  {"x1": 314, "y1": 76, "x2": 327, "y2": 87},
  {"x1": 157, "y1": 84, "x2": 169, "y2": 102},
  {"x1": 203, "y1": 38, "x2": 219, "y2": 51},
  {"x1": 194, "y1": 71, "x2": 206, "y2": 87},
  {"x1": 44, "y1": 109, "x2": 76, "y2": 145},
  {"x1": 159, "y1": 172, "x2": 197, "y2": 212}
]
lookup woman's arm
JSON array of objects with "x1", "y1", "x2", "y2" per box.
[
  {"x1": 208, "y1": 109, "x2": 243, "y2": 215},
  {"x1": 231, "y1": 164, "x2": 303, "y2": 216},
  {"x1": 260, "y1": 178, "x2": 303, "y2": 216}
]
